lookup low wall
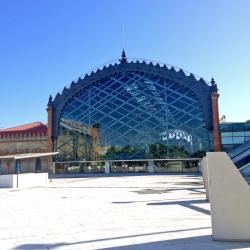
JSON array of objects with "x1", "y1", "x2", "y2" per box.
[
  {"x1": 201, "y1": 157, "x2": 209, "y2": 201},
  {"x1": 207, "y1": 152, "x2": 250, "y2": 241},
  {"x1": 0, "y1": 174, "x2": 16, "y2": 188},
  {"x1": 0, "y1": 173, "x2": 48, "y2": 188}
]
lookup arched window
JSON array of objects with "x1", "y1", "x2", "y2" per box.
[
  {"x1": 51, "y1": 57, "x2": 214, "y2": 161},
  {"x1": 35, "y1": 157, "x2": 41, "y2": 172}
]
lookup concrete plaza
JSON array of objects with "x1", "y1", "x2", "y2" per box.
[{"x1": 1, "y1": 174, "x2": 250, "y2": 250}]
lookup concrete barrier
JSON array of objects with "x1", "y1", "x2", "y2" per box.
[
  {"x1": 0, "y1": 173, "x2": 48, "y2": 188},
  {"x1": 207, "y1": 152, "x2": 250, "y2": 241},
  {"x1": 201, "y1": 156, "x2": 209, "y2": 201},
  {"x1": 0, "y1": 174, "x2": 17, "y2": 188}
]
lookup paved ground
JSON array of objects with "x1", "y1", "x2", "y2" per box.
[{"x1": 1, "y1": 174, "x2": 250, "y2": 250}]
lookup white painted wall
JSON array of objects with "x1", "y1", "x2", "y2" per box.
[
  {"x1": 0, "y1": 174, "x2": 16, "y2": 188},
  {"x1": 207, "y1": 152, "x2": 250, "y2": 241},
  {"x1": 0, "y1": 173, "x2": 48, "y2": 188},
  {"x1": 17, "y1": 173, "x2": 48, "y2": 188}
]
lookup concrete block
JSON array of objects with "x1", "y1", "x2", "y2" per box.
[
  {"x1": 207, "y1": 152, "x2": 250, "y2": 241},
  {"x1": 202, "y1": 157, "x2": 209, "y2": 201},
  {"x1": 0, "y1": 173, "x2": 48, "y2": 188}
]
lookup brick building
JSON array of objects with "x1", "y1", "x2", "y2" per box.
[{"x1": 0, "y1": 122, "x2": 49, "y2": 173}]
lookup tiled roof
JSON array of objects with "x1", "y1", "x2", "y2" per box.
[{"x1": 0, "y1": 122, "x2": 47, "y2": 134}]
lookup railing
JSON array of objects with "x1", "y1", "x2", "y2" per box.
[
  {"x1": 54, "y1": 161, "x2": 105, "y2": 174},
  {"x1": 53, "y1": 158, "x2": 202, "y2": 175}
]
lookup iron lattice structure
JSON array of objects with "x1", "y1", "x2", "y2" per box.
[{"x1": 50, "y1": 54, "x2": 214, "y2": 160}]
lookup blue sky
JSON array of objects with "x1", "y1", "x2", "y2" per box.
[{"x1": 0, "y1": 0, "x2": 249, "y2": 128}]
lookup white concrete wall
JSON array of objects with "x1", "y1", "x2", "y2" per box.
[
  {"x1": 0, "y1": 173, "x2": 48, "y2": 188},
  {"x1": 0, "y1": 174, "x2": 16, "y2": 188},
  {"x1": 17, "y1": 173, "x2": 48, "y2": 188},
  {"x1": 207, "y1": 152, "x2": 250, "y2": 241},
  {"x1": 202, "y1": 157, "x2": 209, "y2": 201}
]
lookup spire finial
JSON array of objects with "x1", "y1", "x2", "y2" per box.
[
  {"x1": 120, "y1": 49, "x2": 127, "y2": 63},
  {"x1": 48, "y1": 95, "x2": 53, "y2": 106},
  {"x1": 211, "y1": 77, "x2": 215, "y2": 85},
  {"x1": 210, "y1": 77, "x2": 218, "y2": 92}
]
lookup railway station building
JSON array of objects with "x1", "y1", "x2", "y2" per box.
[{"x1": 47, "y1": 51, "x2": 221, "y2": 163}]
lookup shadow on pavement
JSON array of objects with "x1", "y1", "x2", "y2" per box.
[
  {"x1": 147, "y1": 199, "x2": 210, "y2": 215},
  {"x1": 14, "y1": 227, "x2": 211, "y2": 249},
  {"x1": 130, "y1": 187, "x2": 205, "y2": 195},
  {"x1": 14, "y1": 233, "x2": 250, "y2": 250},
  {"x1": 100, "y1": 235, "x2": 250, "y2": 250}
]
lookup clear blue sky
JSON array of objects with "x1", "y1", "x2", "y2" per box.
[{"x1": 1, "y1": 0, "x2": 250, "y2": 128}]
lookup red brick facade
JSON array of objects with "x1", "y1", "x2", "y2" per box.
[
  {"x1": 211, "y1": 92, "x2": 221, "y2": 151},
  {"x1": 0, "y1": 122, "x2": 49, "y2": 173}
]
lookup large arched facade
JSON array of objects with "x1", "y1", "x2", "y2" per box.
[{"x1": 48, "y1": 52, "x2": 219, "y2": 161}]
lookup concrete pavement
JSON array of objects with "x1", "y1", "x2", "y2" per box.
[{"x1": 0, "y1": 174, "x2": 250, "y2": 249}]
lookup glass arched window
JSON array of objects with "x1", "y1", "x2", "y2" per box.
[{"x1": 51, "y1": 59, "x2": 214, "y2": 161}]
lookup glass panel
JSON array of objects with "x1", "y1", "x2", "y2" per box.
[
  {"x1": 110, "y1": 161, "x2": 147, "y2": 173},
  {"x1": 222, "y1": 137, "x2": 233, "y2": 144},
  {"x1": 245, "y1": 122, "x2": 250, "y2": 130},
  {"x1": 233, "y1": 137, "x2": 244, "y2": 144},
  {"x1": 222, "y1": 144, "x2": 234, "y2": 153},
  {"x1": 182, "y1": 160, "x2": 199, "y2": 173},
  {"x1": 221, "y1": 132, "x2": 233, "y2": 137},
  {"x1": 232, "y1": 132, "x2": 244, "y2": 137},
  {"x1": 233, "y1": 123, "x2": 245, "y2": 131},
  {"x1": 55, "y1": 71, "x2": 212, "y2": 161},
  {"x1": 239, "y1": 163, "x2": 250, "y2": 185},
  {"x1": 55, "y1": 162, "x2": 105, "y2": 174},
  {"x1": 168, "y1": 161, "x2": 183, "y2": 172},
  {"x1": 219, "y1": 123, "x2": 233, "y2": 132},
  {"x1": 154, "y1": 161, "x2": 170, "y2": 173},
  {"x1": 245, "y1": 137, "x2": 250, "y2": 142},
  {"x1": 153, "y1": 160, "x2": 199, "y2": 173}
]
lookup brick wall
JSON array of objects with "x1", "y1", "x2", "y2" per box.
[{"x1": 0, "y1": 133, "x2": 49, "y2": 174}]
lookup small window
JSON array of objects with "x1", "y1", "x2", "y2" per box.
[{"x1": 35, "y1": 158, "x2": 41, "y2": 172}]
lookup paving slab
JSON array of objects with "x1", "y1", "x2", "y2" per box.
[{"x1": 0, "y1": 174, "x2": 250, "y2": 249}]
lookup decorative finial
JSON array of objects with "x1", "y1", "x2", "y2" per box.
[
  {"x1": 211, "y1": 77, "x2": 215, "y2": 85},
  {"x1": 119, "y1": 49, "x2": 127, "y2": 63},
  {"x1": 210, "y1": 77, "x2": 218, "y2": 92},
  {"x1": 48, "y1": 95, "x2": 53, "y2": 106}
]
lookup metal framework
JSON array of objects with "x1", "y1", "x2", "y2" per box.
[{"x1": 50, "y1": 52, "x2": 214, "y2": 161}]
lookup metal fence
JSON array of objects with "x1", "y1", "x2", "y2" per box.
[
  {"x1": 54, "y1": 161, "x2": 105, "y2": 174},
  {"x1": 53, "y1": 158, "x2": 202, "y2": 175}
]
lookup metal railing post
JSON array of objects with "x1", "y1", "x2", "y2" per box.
[
  {"x1": 148, "y1": 160, "x2": 154, "y2": 173},
  {"x1": 105, "y1": 161, "x2": 110, "y2": 174}
]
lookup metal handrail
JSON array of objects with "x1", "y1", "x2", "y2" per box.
[{"x1": 54, "y1": 158, "x2": 202, "y2": 164}]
